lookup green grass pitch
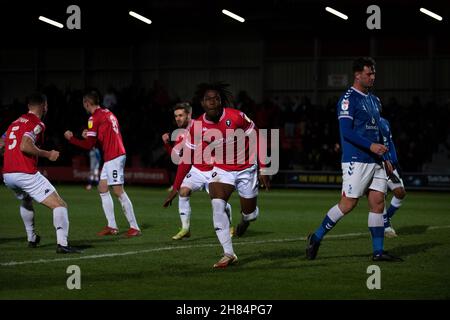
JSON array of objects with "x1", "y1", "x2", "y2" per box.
[{"x1": 1, "y1": 185, "x2": 449, "y2": 299}]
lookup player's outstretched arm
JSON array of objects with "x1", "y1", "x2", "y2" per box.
[
  {"x1": 20, "y1": 135, "x2": 59, "y2": 161},
  {"x1": 64, "y1": 130, "x2": 97, "y2": 150}
]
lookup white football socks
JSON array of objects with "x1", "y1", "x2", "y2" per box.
[
  {"x1": 53, "y1": 207, "x2": 69, "y2": 247},
  {"x1": 391, "y1": 196, "x2": 403, "y2": 208},
  {"x1": 212, "y1": 199, "x2": 234, "y2": 256},
  {"x1": 20, "y1": 205, "x2": 36, "y2": 242},
  {"x1": 178, "y1": 196, "x2": 191, "y2": 230},
  {"x1": 327, "y1": 204, "x2": 345, "y2": 223},
  {"x1": 118, "y1": 192, "x2": 139, "y2": 230},
  {"x1": 100, "y1": 191, "x2": 117, "y2": 229}
]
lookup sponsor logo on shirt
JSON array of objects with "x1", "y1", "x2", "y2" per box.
[{"x1": 366, "y1": 124, "x2": 379, "y2": 130}]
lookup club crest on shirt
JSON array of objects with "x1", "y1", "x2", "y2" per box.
[
  {"x1": 341, "y1": 99, "x2": 349, "y2": 111},
  {"x1": 88, "y1": 119, "x2": 93, "y2": 129},
  {"x1": 226, "y1": 119, "x2": 231, "y2": 127}
]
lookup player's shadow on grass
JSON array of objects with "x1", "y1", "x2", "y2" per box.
[
  {"x1": 233, "y1": 229, "x2": 275, "y2": 239},
  {"x1": 36, "y1": 242, "x2": 94, "y2": 250},
  {"x1": 306, "y1": 252, "x2": 370, "y2": 260},
  {"x1": 35, "y1": 235, "x2": 131, "y2": 249},
  {"x1": 388, "y1": 242, "x2": 442, "y2": 257},
  {"x1": 0, "y1": 237, "x2": 26, "y2": 244},
  {"x1": 140, "y1": 223, "x2": 151, "y2": 230},
  {"x1": 234, "y1": 248, "x2": 330, "y2": 269},
  {"x1": 316, "y1": 242, "x2": 443, "y2": 261},
  {"x1": 184, "y1": 234, "x2": 217, "y2": 242},
  {"x1": 395, "y1": 225, "x2": 429, "y2": 235}
]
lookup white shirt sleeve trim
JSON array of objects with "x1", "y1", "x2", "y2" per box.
[
  {"x1": 244, "y1": 122, "x2": 255, "y2": 135},
  {"x1": 338, "y1": 115, "x2": 354, "y2": 120},
  {"x1": 23, "y1": 132, "x2": 36, "y2": 142}
]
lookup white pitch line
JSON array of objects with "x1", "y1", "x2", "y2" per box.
[{"x1": 2, "y1": 225, "x2": 450, "y2": 267}]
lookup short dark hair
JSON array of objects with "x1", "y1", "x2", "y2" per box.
[
  {"x1": 353, "y1": 57, "x2": 376, "y2": 73},
  {"x1": 83, "y1": 90, "x2": 101, "y2": 105},
  {"x1": 173, "y1": 102, "x2": 192, "y2": 114},
  {"x1": 27, "y1": 92, "x2": 47, "y2": 106}
]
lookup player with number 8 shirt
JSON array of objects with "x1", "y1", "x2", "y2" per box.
[{"x1": 64, "y1": 90, "x2": 141, "y2": 238}]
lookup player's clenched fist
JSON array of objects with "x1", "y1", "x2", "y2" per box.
[
  {"x1": 48, "y1": 150, "x2": 60, "y2": 161},
  {"x1": 162, "y1": 133, "x2": 170, "y2": 144},
  {"x1": 64, "y1": 130, "x2": 73, "y2": 140}
]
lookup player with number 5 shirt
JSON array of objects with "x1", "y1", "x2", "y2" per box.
[{"x1": 2, "y1": 93, "x2": 78, "y2": 253}]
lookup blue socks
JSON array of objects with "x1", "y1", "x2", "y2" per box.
[
  {"x1": 369, "y1": 212, "x2": 384, "y2": 255},
  {"x1": 313, "y1": 204, "x2": 344, "y2": 242}
]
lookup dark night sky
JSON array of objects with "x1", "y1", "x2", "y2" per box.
[{"x1": 0, "y1": 0, "x2": 448, "y2": 46}]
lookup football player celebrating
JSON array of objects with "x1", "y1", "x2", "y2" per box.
[
  {"x1": 163, "y1": 102, "x2": 233, "y2": 240},
  {"x1": 162, "y1": 103, "x2": 233, "y2": 240},
  {"x1": 165, "y1": 82, "x2": 270, "y2": 268},
  {"x1": 64, "y1": 90, "x2": 141, "y2": 238},
  {"x1": 3, "y1": 93, "x2": 78, "y2": 253}
]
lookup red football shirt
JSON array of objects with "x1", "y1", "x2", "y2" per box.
[
  {"x1": 174, "y1": 120, "x2": 212, "y2": 172},
  {"x1": 187, "y1": 108, "x2": 258, "y2": 171},
  {"x1": 73, "y1": 107, "x2": 126, "y2": 162},
  {"x1": 2, "y1": 112, "x2": 45, "y2": 174}
]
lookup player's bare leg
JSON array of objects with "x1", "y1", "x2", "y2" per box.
[
  {"x1": 209, "y1": 182, "x2": 237, "y2": 268},
  {"x1": 172, "y1": 187, "x2": 192, "y2": 240},
  {"x1": 20, "y1": 195, "x2": 39, "y2": 247},
  {"x1": 338, "y1": 196, "x2": 358, "y2": 215},
  {"x1": 111, "y1": 184, "x2": 141, "y2": 237},
  {"x1": 41, "y1": 192, "x2": 79, "y2": 253},
  {"x1": 97, "y1": 179, "x2": 118, "y2": 235}
]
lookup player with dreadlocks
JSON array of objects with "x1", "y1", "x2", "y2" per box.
[
  {"x1": 163, "y1": 82, "x2": 271, "y2": 268},
  {"x1": 162, "y1": 101, "x2": 234, "y2": 240}
]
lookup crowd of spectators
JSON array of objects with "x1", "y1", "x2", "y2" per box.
[{"x1": 1, "y1": 83, "x2": 449, "y2": 173}]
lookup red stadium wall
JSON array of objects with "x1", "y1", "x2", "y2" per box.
[{"x1": 0, "y1": 167, "x2": 169, "y2": 185}]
